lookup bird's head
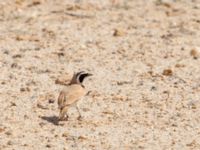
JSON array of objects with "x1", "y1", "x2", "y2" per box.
[{"x1": 70, "y1": 71, "x2": 92, "y2": 85}]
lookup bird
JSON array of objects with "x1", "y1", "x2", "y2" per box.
[{"x1": 57, "y1": 71, "x2": 92, "y2": 121}]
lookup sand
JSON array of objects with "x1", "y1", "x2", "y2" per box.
[{"x1": 0, "y1": 0, "x2": 200, "y2": 149}]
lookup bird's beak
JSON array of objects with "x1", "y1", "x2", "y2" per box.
[{"x1": 87, "y1": 73, "x2": 93, "y2": 76}]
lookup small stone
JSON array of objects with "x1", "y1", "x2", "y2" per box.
[
  {"x1": 39, "y1": 122, "x2": 46, "y2": 127},
  {"x1": 175, "y1": 64, "x2": 185, "y2": 68},
  {"x1": 10, "y1": 102, "x2": 17, "y2": 106},
  {"x1": 54, "y1": 134, "x2": 58, "y2": 138},
  {"x1": 82, "y1": 108, "x2": 90, "y2": 112},
  {"x1": 23, "y1": 143, "x2": 28, "y2": 147},
  {"x1": 150, "y1": 86, "x2": 157, "y2": 91},
  {"x1": 5, "y1": 131, "x2": 12, "y2": 136},
  {"x1": 3, "y1": 50, "x2": 9, "y2": 54},
  {"x1": 62, "y1": 133, "x2": 68, "y2": 137},
  {"x1": 88, "y1": 90, "x2": 100, "y2": 98},
  {"x1": 11, "y1": 63, "x2": 18, "y2": 68},
  {"x1": 190, "y1": 49, "x2": 199, "y2": 59},
  {"x1": 7, "y1": 140, "x2": 14, "y2": 145},
  {"x1": 45, "y1": 94, "x2": 55, "y2": 103},
  {"x1": 16, "y1": 36, "x2": 24, "y2": 41},
  {"x1": 24, "y1": 115, "x2": 29, "y2": 119},
  {"x1": 37, "y1": 103, "x2": 48, "y2": 109},
  {"x1": 12, "y1": 54, "x2": 22, "y2": 58},
  {"x1": 0, "y1": 128, "x2": 5, "y2": 133},
  {"x1": 112, "y1": 94, "x2": 128, "y2": 101},
  {"x1": 113, "y1": 28, "x2": 125, "y2": 36},
  {"x1": 57, "y1": 52, "x2": 65, "y2": 57},
  {"x1": 48, "y1": 99, "x2": 55, "y2": 103},
  {"x1": 162, "y1": 69, "x2": 173, "y2": 76},
  {"x1": 27, "y1": 0, "x2": 41, "y2": 7},
  {"x1": 15, "y1": 0, "x2": 24, "y2": 5},
  {"x1": 20, "y1": 88, "x2": 26, "y2": 92},
  {"x1": 188, "y1": 100, "x2": 198, "y2": 109},
  {"x1": 20, "y1": 87, "x2": 30, "y2": 92},
  {"x1": 78, "y1": 136, "x2": 88, "y2": 141},
  {"x1": 46, "y1": 144, "x2": 52, "y2": 148},
  {"x1": 1, "y1": 81, "x2": 6, "y2": 85},
  {"x1": 186, "y1": 140, "x2": 196, "y2": 147},
  {"x1": 32, "y1": 1, "x2": 41, "y2": 5}
]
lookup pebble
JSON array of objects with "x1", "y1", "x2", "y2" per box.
[
  {"x1": 190, "y1": 49, "x2": 199, "y2": 59},
  {"x1": 162, "y1": 69, "x2": 173, "y2": 76},
  {"x1": 113, "y1": 28, "x2": 125, "y2": 36}
]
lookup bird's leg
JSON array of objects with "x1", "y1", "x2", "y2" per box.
[
  {"x1": 76, "y1": 104, "x2": 82, "y2": 120},
  {"x1": 59, "y1": 106, "x2": 69, "y2": 121}
]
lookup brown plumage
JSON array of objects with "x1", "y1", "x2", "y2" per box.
[{"x1": 58, "y1": 71, "x2": 92, "y2": 121}]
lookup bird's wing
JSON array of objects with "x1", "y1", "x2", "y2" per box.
[
  {"x1": 58, "y1": 85, "x2": 86, "y2": 108},
  {"x1": 57, "y1": 91, "x2": 66, "y2": 109}
]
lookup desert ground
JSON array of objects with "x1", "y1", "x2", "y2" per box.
[{"x1": 0, "y1": 0, "x2": 200, "y2": 149}]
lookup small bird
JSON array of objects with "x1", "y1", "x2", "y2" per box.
[{"x1": 57, "y1": 71, "x2": 92, "y2": 121}]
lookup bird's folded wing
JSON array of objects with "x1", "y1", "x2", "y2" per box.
[
  {"x1": 58, "y1": 91, "x2": 66, "y2": 109},
  {"x1": 58, "y1": 85, "x2": 86, "y2": 108}
]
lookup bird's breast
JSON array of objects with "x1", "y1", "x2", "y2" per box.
[{"x1": 59, "y1": 84, "x2": 86, "y2": 106}]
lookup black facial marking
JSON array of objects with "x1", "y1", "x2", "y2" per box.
[
  {"x1": 76, "y1": 71, "x2": 85, "y2": 78},
  {"x1": 78, "y1": 73, "x2": 89, "y2": 83}
]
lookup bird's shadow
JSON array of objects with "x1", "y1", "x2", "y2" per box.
[{"x1": 41, "y1": 116, "x2": 59, "y2": 126}]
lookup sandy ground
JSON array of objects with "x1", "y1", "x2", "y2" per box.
[{"x1": 0, "y1": 0, "x2": 200, "y2": 149}]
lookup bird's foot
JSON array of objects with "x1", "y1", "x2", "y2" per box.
[{"x1": 59, "y1": 115, "x2": 69, "y2": 121}]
